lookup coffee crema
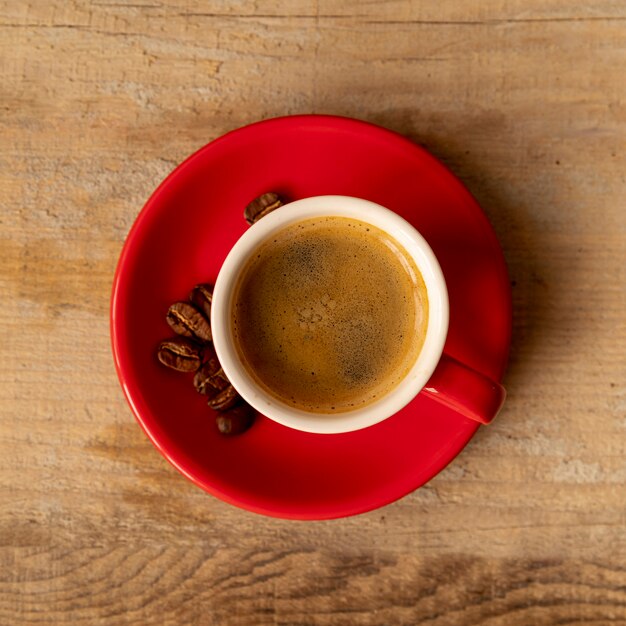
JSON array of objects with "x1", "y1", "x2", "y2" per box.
[{"x1": 231, "y1": 216, "x2": 428, "y2": 413}]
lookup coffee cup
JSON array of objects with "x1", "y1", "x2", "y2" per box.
[{"x1": 212, "y1": 195, "x2": 505, "y2": 434}]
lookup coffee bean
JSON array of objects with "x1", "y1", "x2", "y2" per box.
[
  {"x1": 193, "y1": 350, "x2": 230, "y2": 396},
  {"x1": 166, "y1": 301, "x2": 212, "y2": 343},
  {"x1": 216, "y1": 403, "x2": 255, "y2": 436},
  {"x1": 244, "y1": 192, "x2": 283, "y2": 225},
  {"x1": 189, "y1": 283, "x2": 213, "y2": 320},
  {"x1": 207, "y1": 385, "x2": 239, "y2": 411},
  {"x1": 157, "y1": 338, "x2": 203, "y2": 372}
]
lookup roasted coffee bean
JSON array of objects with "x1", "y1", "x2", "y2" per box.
[
  {"x1": 193, "y1": 351, "x2": 230, "y2": 396},
  {"x1": 157, "y1": 338, "x2": 203, "y2": 372},
  {"x1": 193, "y1": 353, "x2": 220, "y2": 394},
  {"x1": 216, "y1": 403, "x2": 255, "y2": 436},
  {"x1": 207, "y1": 385, "x2": 239, "y2": 411},
  {"x1": 166, "y1": 301, "x2": 212, "y2": 343},
  {"x1": 189, "y1": 283, "x2": 213, "y2": 320},
  {"x1": 244, "y1": 192, "x2": 283, "y2": 225}
]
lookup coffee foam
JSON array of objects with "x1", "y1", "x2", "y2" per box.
[{"x1": 232, "y1": 217, "x2": 428, "y2": 413}]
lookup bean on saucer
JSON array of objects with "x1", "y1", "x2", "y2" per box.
[
  {"x1": 189, "y1": 283, "x2": 213, "y2": 320},
  {"x1": 244, "y1": 192, "x2": 283, "y2": 225},
  {"x1": 207, "y1": 385, "x2": 239, "y2": 411},
  {"x1": 193, "y1": 349, "x2": 230, "y2": 396},
  {"x1": 166, "y1": 301, "x2": 212, "y2": 343},
  {"x1": 216, "y1": 403, "x2": 255, "y2": 436},
  {"x1": 157, "y1": 338, "x2": 203, "y2": 372}
]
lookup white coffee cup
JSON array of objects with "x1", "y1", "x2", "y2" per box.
[{"x1": 213, "y1": 195, "x2": 505, "y2": 434}]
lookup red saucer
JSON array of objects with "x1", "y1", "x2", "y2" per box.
[{"x1": 111, "y1": 115, "x2": 511, "y2": 519}]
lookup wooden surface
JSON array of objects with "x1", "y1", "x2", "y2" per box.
[{"x1": 1, "y1": 1, "x2": 625, "y2": 624}]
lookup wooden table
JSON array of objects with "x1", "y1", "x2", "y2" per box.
[{"x1": 2, "y1": 2, "x2": 625, "y2": 624}]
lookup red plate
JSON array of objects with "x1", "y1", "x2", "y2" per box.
[{"x1": 111, "y1": 115, "x2": 511, "y2": 519}]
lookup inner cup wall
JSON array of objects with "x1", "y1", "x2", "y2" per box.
[{"x1": 229, "y1": 215, "x2": 429, "y2": 414}]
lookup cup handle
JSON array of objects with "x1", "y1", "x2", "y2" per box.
[{"x1": 421, "y1": 354, "x2": 506, "y2": 424}]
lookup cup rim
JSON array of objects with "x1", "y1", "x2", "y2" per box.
[{"x1": 212, "y1": 195, "x2": 449, "y2": 434}]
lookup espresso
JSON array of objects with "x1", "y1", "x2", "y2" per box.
[{"x1": 232, "y1": 216, "x2": 428, "y2": 413}]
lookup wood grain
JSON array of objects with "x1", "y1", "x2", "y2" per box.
[{"x1": 1, "y1": 0, "x2": 625, "y2": 624}]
